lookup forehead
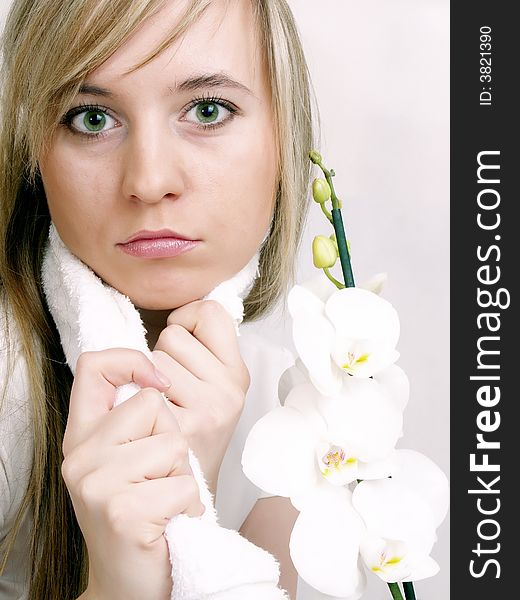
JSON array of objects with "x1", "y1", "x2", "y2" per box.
[{"x1": 88, "y1": 0, "x2": 264, "y2": 94}]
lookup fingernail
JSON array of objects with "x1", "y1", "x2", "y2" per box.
[{"x1": 153, "y1": 368, "x2": 171, "y2": 388}]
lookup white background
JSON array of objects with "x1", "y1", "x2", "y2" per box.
[{"x1": 0, "y1": 1, "x2": 450, "y2": 599}]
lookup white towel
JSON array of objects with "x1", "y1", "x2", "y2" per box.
[{"x1": 41, "y1": 223, "x2": 288, "y2": 599}]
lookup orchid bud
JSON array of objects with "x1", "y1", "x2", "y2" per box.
[
  {"x1": 312, "y1": 235, "x2": 338, "y2": 268},
  {"x1": 312, "y1": 178, "x2": 331, "y2": 204},
  {"x1": 309, "y1": 150, "x2": 323, "y2": 164}
]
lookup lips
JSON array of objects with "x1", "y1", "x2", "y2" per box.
[
  {"x1": 117, "y1": 229, "x2": 200, "y2": 259},
  {"x1": 120, "y1": 228, "x2": 197, "y2": 244}
]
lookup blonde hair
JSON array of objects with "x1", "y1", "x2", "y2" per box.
[{"x1": 0, "y1": 0, "x2": 319, "y2": 597}]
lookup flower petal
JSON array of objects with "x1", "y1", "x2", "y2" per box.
[
  {"x1": 373, "y1": 365, "x2": 410, "y2": 411},
  {"x1": 304, "y1": 562, "x2": 367, "y2": 600},
  {"x1": 242, "y1": 406, "x2": 319, "y2": 498},
  {"x1": 321, "y1": 377, "x2": 403, "y2": 462},
  {"x1": 404, "y1": 555, "x2": 440, "y2": 581},
  {"x1": 352, "y1": 479, "x2": 436, "y2": 554},
  {"x1": 299, "y1": 274, "x2": 339, "y2": 304},
  {"x1": 357, "y1": 452, "x2": 395, "y2": 480},
  {"x1": 325, "y1": 287, "x2": 400, "y2": 349},
  {"x1": 278, "y1": 361, "x2": 308, "y2": 405},
  {"x1": 289, "y1": 487, "x2": 365, "y2": 597},
  {"x1": 291, "y1": 314, "x2": 343, "y2": 397},
  {"x1": 284, "y1": 382, "x2": 328, "y2": 434},
  {"x1": 288, "y1": 282, "x2": 326, "y2": 318},
  {"x1": 390, "y1": 450, "x2": 450, "y2": 527}
]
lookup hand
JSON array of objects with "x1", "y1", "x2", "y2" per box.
[
  {"x1": 62, "y1": 349, "x2": 205, "y2": 600},
  {"x1": 151, "y1": 299, "x2": 250, "y2": 496}
]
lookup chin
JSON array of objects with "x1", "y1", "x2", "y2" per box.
[{"x1": 128, "y1": 288, "x2": 208, "y2": 311}]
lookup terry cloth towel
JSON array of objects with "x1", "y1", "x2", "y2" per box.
[{"x1": 41, "y1": 223, "x2": 288, "y2": 600}]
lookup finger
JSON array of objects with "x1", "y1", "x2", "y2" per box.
[
  {"x1": 151, "y1": 350, "x2": 205, "y2": 409},
  {"x1": 166, "y1": 300, "x2": 242, "y2": 368},
  {"x1": 65, "y1": 350, "x2": 170, "y2": 454},
  {"x1": 133, "y1": 476, "x2": 205, "y2": 524},
  {"x1": 91, "y1": 387, "x2": 182, "y2": 447},
  {"x1": 110, "y1": 476, "x2": 205, "y2": 544},
  {"x1": 99, "y1": 430, "x2": 191, "y2": 483},
  {"x1": 153, "y1": 323, "x2": 224, "y2": 382}
]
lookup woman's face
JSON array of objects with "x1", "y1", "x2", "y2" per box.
[{"x1": 39, "y1": 0, "x2": 277, "y2": 310}]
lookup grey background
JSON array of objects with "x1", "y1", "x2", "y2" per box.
[{"x1": 0, "y1": 1, "x2": 450, "y2": 599}]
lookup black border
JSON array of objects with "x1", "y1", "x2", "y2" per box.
[{"x1": 451, "y1": 3, "x2": 516, "y2": 597}]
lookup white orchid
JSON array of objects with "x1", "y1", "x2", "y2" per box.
[
  {"x1": 287, "y1": 275, "x2": 400, "y2": 396},
  {"x1": 242, "y1": 363, "x2": 407, "y2": 597},
  {"x1": 289, "y1": 485, "x2": 367, "y2": 597},
  {"x1": 241, "y1": 272, "x2": 449, "y2": 598},
  {"x1": 242, "y1": 372, "x2": 405, "y2": 506},
  {"x1": 353, "y1": 450, "x2": 449, "y2": 583}
]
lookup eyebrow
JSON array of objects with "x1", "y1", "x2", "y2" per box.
[
  {"x1": 78, "y1": 83, "x2": 113, "y2": 97},
  {"x1": 173, "y1": 73, "x2": 255, "y2": 97},
  {"x1": 78, "y1": 73, "x2": 254, "y2": 99}
]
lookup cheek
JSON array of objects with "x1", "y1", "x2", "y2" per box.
[
  {"x1": 208, "y1": 121, "x2": 277, "y2": 233},
  {"x1": 40, "y1": 147, "x2": 115, "y2": 236}
]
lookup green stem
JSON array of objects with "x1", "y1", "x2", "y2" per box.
[
  {"x1": 323, "y1": 267, "x2": 345, "y2": 289},
  {"x1": 403, "y1": 582, "x2": 417, "y2": 600},
  {"x1": 387, "y1": 583, "x2": 405, "y2": 600},
  {"x1": 331, "y1": 207, "x2": 355, "y2": 287},
  {"x1": 315, "y1": 160, "x2": 355, "y2": 288},
  {"x1": 320, "y1": 202, "x2": 333, "y2": 223}
]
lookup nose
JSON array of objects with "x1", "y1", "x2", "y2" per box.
[{"x1": 121, "y1": 121, "x2": 185, "y2": 204}]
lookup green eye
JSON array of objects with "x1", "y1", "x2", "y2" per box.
[
  {"x1": 195, "y1": 102, "x2": 219, "y2": 124},
  {"x1": 83, "y1": 110, "x2": 106, "y2": 132}
]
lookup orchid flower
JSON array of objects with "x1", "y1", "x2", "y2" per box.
[
  {"x1": 289, "y1": 486, "x2": 367, "y2": 597},
  {"x1": 242, "y1": 372, "x2": 405, "y2": 507},
  {"x1": 287, "y1": 276, "x2": 400, "y2": 396},
  {"x1": 353, "y1": 450, "x2": 450, "y2": 583}
]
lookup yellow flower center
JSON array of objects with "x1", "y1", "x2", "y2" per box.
[
  {"x1": 371, "y1": 552, "x2": 404, "y2": 573},
  {"x1": 320, "y1": 445, "x2": 357, "y2": 477},
  {"x1": 342, "y1": 351, "x2": 370, "y2": 372}
]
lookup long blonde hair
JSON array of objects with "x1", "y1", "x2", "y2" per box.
[{"x1": 0, "y1": 0, "x2": 318, "y2": 597}]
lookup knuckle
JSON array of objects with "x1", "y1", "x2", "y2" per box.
[
  {"x1": 199, "y1": 299, "x2": 224, "y2": 319},
  {"x1": 158, "y1": 323, "x2": 184, "y2": 346},
  {"x1": 75, "y1": 351, "x2": 96, "y2": 375},
  {"x1": 76, "y1": 472, "x2": 101, "y2": 507},
  {"x1": 60, "y1": 456, "x2": 77, "y2": 486},
  {"x1": 61, "y1": 445, "x2": 88, "y2": 486},
  {"x1": 139, "y1": 387, "x2": 164, "y2": 409},
  {"x1": 105, "y1": 493, "x2": 134, "y2": 535}
]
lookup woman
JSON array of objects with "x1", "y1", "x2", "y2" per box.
[{"x1": 0, "y1": 0, "x2": 317, "y2": 598}]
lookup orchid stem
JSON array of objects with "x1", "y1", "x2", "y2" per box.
[
  {"x1": 403, "y1": 582, "x2": 417, "y2": 600},
  {"x1": 310, "y1": 153, "x2": 355, "y2": 288},
  {"x1": 387, "y1": 583, "x2": 405, "y2": 600},
  {"x1": 331, "y1": 206, "x2": 355, "y2": 288},
  {"x1": 323, "y1": 267, "x2": 345, "y2": 289},
  {"x1": 320, "y1": 202, "x2": 333, "y2": 223}
]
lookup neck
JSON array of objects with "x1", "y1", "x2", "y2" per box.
[{"x1": 137, "y1": 307, "x2": 172, "y2": 348}]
